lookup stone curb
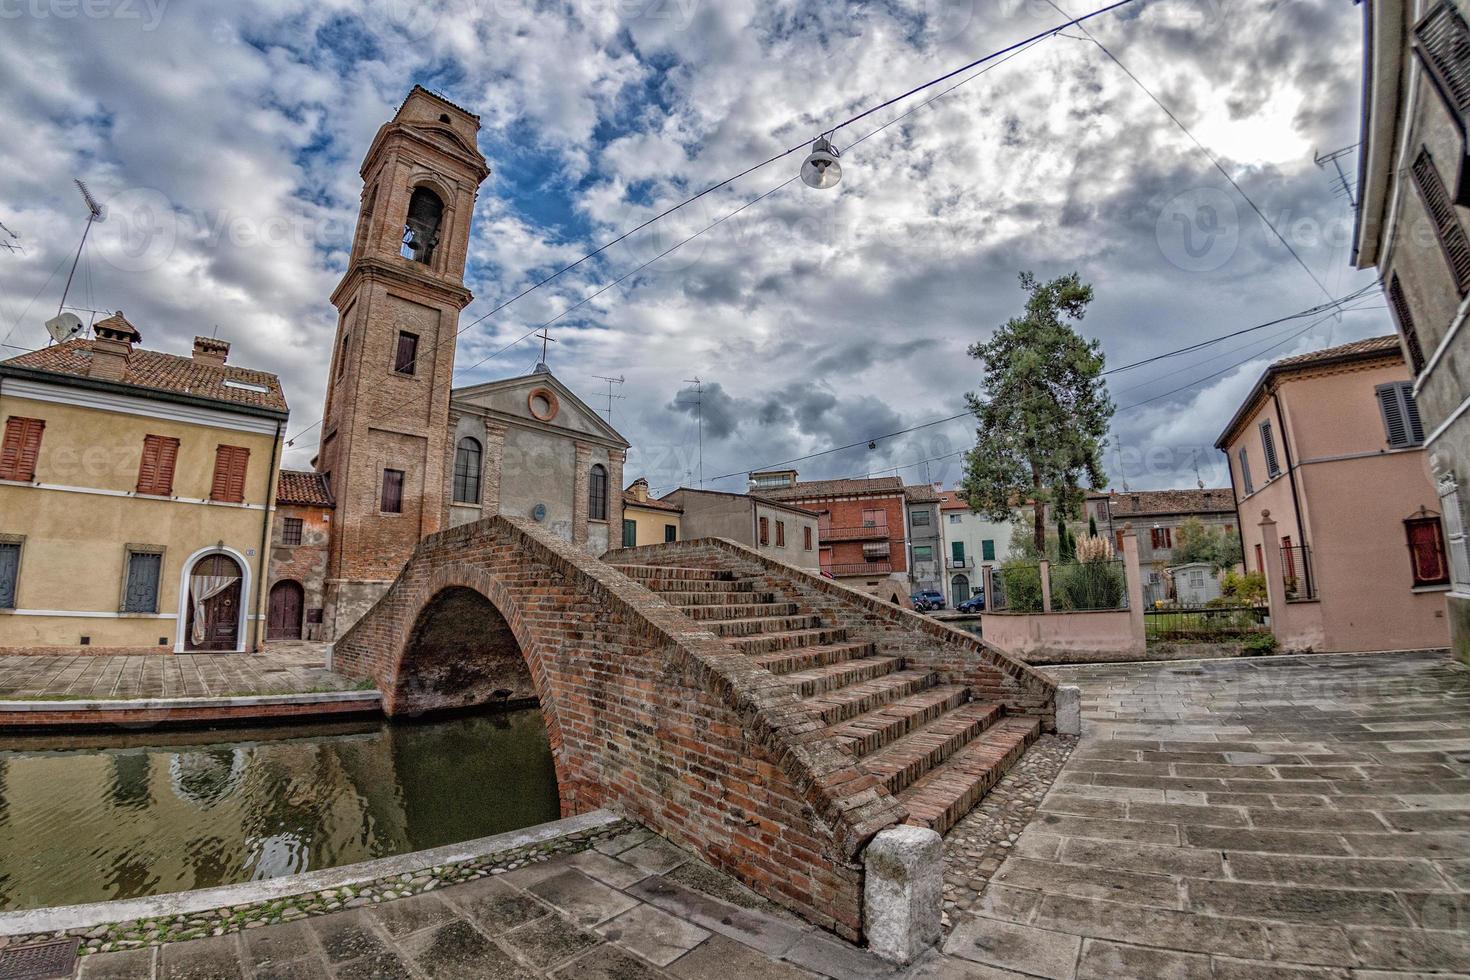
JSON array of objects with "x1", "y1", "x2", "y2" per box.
[
  {"x1": 0, "y1": 690, "x2": 382, "y2": 712},
  {"x1": 0, "y1": 810, "x2": 627, "y2": 955}
]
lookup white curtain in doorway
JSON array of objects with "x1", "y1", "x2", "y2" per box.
[{"x1": 190, "y1": 574, "x2": 239, "y2": 646}]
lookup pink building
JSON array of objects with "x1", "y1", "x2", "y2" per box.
[{"x1": 1215, "y1": 336, "x2": 1451, "y2": 653}]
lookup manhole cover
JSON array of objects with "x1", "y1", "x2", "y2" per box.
[{"x1": 0, "y1": 938, "x2": 80, "y2": 980}]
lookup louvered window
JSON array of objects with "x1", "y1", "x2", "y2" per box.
[
  {"x1": 210, "y1": 445, "x2": 251, "y2": 503},
  {"x1": 136, "y1": 435, "x2": 181, "y2": 496},
  {"x1": 1415, "y1": 2, "x2": 1470, "y2": 204},
  {"x1": 381, "y1": 469, "x2": 404, "y2": 514},
  {"x1": 0, "y1": 416, "x2": 44, "y2": 482},
  {"x1": 1378, "y1": 382, "x2": 1426, "y2": 448},
  {"x1": 1238, "y1": 448, "x2": 1254, "y2": 495},
  {"x1": 776, "y1": 520, "x2": 786, "y2": 546},
  {"x1": 1260, "y1": 421, "x2": 1281, "y2": 478},
  {"x1": 1439, "y1": 477, "x2": 1470, "y2": 587},
  {"x1": 759, "y1": 516, "x2": 769, "y2": 545},
  {"x1": 1388, "y1": 274, "x2": 1429, "y2": 374},
  {"x1": 1411, "y1": 147, "x2": 1470, "y2": 294}
]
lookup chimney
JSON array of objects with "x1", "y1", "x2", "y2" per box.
[
  {"x1": 192, "y1": 336, "x2": 230, "y2": 366},
  {"x1": 89, "y1": 312, "x2": 141, "y2": 382},
  {"x1": 629, "y1": 477, "x2": 650, "y2": 503}
]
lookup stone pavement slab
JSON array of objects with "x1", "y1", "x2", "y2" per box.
[{"x1": 0, "y1": 643, "x2": 348, "y2": 700}]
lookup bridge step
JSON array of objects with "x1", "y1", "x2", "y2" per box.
[
  {"x1": 784, "y1": 655, "x2": 903, "y2": 697},
  {"x1": 677, "y1": 601, "x2": 799, "y2": 621},
  {"x1": 827, "y1": 684, "x2": 970, "y2": 756},
  {"x1": 614, "y1": 564, "x2": 737, "y2": 582},
  {"x1": 729, "y1": 627, "x2": 852, "y2": 655},
  {"x1": 898, "y1": 716, "x2": 1042, "y2": 836},
  {"x1": 656, "y1": 590, "x2": 778, "y2": 607},
  {"x1": 707, "y1": 614, "x2": 824, "y2": 638},
  {"x1": 750, "y1": 641, "x2": 876, "y2": 675},
  {"x1": 634, "y1": 576, "x2": 755, "y2": 594},
  {"x1": 802, "y1": 669, "x2": 937, "y2": 725},
  {"x1": 861, "y1": 702, "x2": 1005, "y2": 796}
]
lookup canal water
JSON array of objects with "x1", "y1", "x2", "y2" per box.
[{"x1": 0, "y1": 708, "x2": 560, "y2": 911}]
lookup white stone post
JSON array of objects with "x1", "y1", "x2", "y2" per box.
[
  {"x1": 864, "y1": 825, "x2": 943, "y2": 963},
  {"x1": 1039, "y1": 559, "x2": 1052, "y2": 613},
  {"x1": 1120, "y1": 523, "x2": 1145, "y2": 654},
  {"x1": 1259, "y1": 510, "x2": 1288, "y2": 629}
]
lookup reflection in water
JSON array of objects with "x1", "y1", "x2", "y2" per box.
[{"x1": 0, "y1": 708, "x2": 559, "y2": 911}]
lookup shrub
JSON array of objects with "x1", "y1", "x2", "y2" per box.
[
  {"x1": 1052, "y1": 560, "x2": 1126, "y2": 611},
  {"x1": 999, "y1": 561, "x2": 1043, "y2": 613},
  {"x1": 1242, "y1": 632, "x2": 1278, "y2": 656},
  {"x1": 1221, "y1": 569, "x2": 1268, "y2": 607}
]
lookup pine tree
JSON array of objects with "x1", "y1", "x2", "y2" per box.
[{"x1": 961, "y1": 272, "x2": 1115, "y2": 553}]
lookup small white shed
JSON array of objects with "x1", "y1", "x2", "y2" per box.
[{"x1": 1170, "y1": 561, "x2": 1222, "y2": 606}]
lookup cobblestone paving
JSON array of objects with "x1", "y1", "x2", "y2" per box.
[
  {"x1": 943, "y1": 650, "x2": 1470, "y2": 979},
  {"x1": 0, "y1": 642, "x2": 348, "y2": 699},
  {"x1": 942, "y1": 734, "x2": 1076, "y2": 921}
]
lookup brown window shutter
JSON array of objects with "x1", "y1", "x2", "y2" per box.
[
  {"x1": 211, "y1": 445, "x2": 250, "y2": 503},
  {"x1": 137, "y1": 435, "x2": 180, "y2": 495},
  {"x1": 1416, "y1": 4, "x2": 1470, "y2": 121},
  {"x1": 1388, "y1": 275, "x2": 1428, "y2": 374},
  {"x1": 1412, "y1": 147, "x2": 1470, "y2": 293},
  {"x1": 1, "y1": 417, "x2": 45, "y2": 482}
]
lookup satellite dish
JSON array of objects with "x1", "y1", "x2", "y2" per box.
[{"x1": 44, "y1": 313, "x2": 84, "y2": 344}]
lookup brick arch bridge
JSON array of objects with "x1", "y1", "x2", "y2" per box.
[{"x1": 332, "y1": 515, "x2": 1058, "y2": 944}]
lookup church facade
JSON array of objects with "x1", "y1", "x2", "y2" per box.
[{"x1": 310, "y1": 87, "x2": 628, "y2": 639}]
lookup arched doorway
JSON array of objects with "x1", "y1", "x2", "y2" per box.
[
  {"x1": 184, "y1": 554, "x2": 244, "y2": 652},
  {"x1": 397, "y1": 587, "x2": 536, "y2": 716},
  {"x1": 951, "y1": 574, "x2": 971, "y2": 603},
  {"x1": 267, "y1": 580, "x2": 304, "y2": 641}
]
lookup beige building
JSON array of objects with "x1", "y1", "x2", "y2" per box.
[
  {"x1": 657, "y1": 488, "x2": 820, "y2": 569},
  {"x1": 0, "y1": 315, "x2": 288, "y2": 653},
  {"x1": 1355, "y1": 0, "x2": 1470, "y2": 660},
  {"x1": 621, "y1": 478, "x2": 680, "y2": 548}
]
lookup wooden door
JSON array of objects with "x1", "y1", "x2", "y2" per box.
[
  {"x1": 267, "y1": 581, "x2": 304, "y2": 640},
  {"x1": 186, "y1": 554, "x2": 242, "y2": 652}
]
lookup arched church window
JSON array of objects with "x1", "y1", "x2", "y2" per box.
[
  {"x1": 454, "y1": 438, "x2": 482, "y2": 504},
  {"x1": 588, "y1": 464, "x2": 608, "y2": 521},
  {"x1": 402, "y1": 186, "x2": 444, "y2": 264}
]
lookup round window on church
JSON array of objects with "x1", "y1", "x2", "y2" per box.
[{"x1": 528, "y1": 387, "x2": 559, "y2": 422}]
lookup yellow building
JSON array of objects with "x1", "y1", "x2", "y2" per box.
[
  {"x1": 0, "y1": 314, "x2": 288, "y2": 653},
  {"x1": 620, "y1": 478, "x2": 681, "y2": 548}
]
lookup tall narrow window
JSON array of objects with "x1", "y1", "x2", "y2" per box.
[
  {"x1": 1388, "y1": 275, "x2": 1429, "y2": 374},
  {"x1": 1260, "y1": 421, "x2": 1281, "y2": 478},
  {"x1": 123, "y1": 550, "x2": 162, "y2": 613},
  {"x1": 0, "y1": 416, "x2": 45, "y2": 482},
  {"x1": 1411, "y1": 146, "x2": 1470, "y2": 293},
  {"x1": 622, "y1": 519, "x2": 637, "y2": 547},
  {"x1": 137, "y1": 435, "x2": 181, "y2": 496},
  {"x1": 1414, "y1": 2, "x2": 1470, "y2": 204},
  {"x1": 759, "y1": 516, "x2": 769, "y2": 545},
  {"x1": 588, "y1": 464, "x2": 608, "y2": 521},
  {"x1": 394, "y1": 331, "x2": 419, "y2": 375},
  {"x1": 1255, "y1": 543, "x2": 1265, "y2": 573},
  {"x1": 982, "y1": 539, "x2": 996, "y2": 561},
  {"x1": 1406, "y1": 515, "x2": 1451, "y2": 587},
  {"x1": 664, "y1": 524, "x2": 677, "y2": 543},
  {"x1": 804, "y1": 526, "x2": 813, "y2": 551},
  {"x1": 1378, "y1": 382, "x2": 1427, "y2": 448},
  {"x1": 0, "y1": 540, "x2": 19, "y2": 609},
  {"x1": 337, "y1": 331, "x2": 350, "y2": 377},
  {"x1": 381, "y1": 469, "x2": 405, "y2": 513},
  {"x1": 210, "y1": 445, "x2": 250, "y2": 503},
  {"x1": 1238, "y1": 448, "x2": 1255, "y2": 495},
  {"x1": 776, "y1": 520, "x2": 786, "y2": 546},
  {"x1": 453, "y1": 437, "x2": 482, "y2": 504}
]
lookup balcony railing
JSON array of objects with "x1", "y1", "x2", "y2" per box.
[
  {"x1": 947, "y1": 556, "x2": 971, "y2": 569},
  {"x1": 1281, "y1": 544, "x2": 1317, "y2": 601},
  {"x1": 822, "y1": 525, "x2": 891, "y2": 542},
  {"x1": 828, "y1": 561, "x2": 894, "y2": 576}
]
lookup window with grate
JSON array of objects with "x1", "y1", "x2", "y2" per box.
[
  {"x1": 137, "y1": 435, "x2": 181, "y2": 496},
  {"x1": 394, "y1": 331, "x2": 419, "y2": 375},
  {"x1": 453, "y1": 437, "x2": 482, "y2": 504},
  {"x1": 0, "y1": 416, "x2": 45, "y2": 482},
  {"x1": 1260, "y1": 421, "x2": 1281, "y2": 478},
  {"x1": 588, "y1": 464, "x2": 608, "y2": 521},
  {"x1": 381, "y1": 469, "x2": 405, "y2": 513},
  {"x1": 210, "y1": 445, "x2": 250, "y2": 503},
  {"x1": 1406, "y1": 515, "x2": 1452, "y2": 587},
  {"x1": 1411, "y1": 147, "x2": 1470, "y2": 293},
  {"x1": 1377, "y1": 381, "x2": 1426, "y2": 448},
  {"x1": 1388, "y1": 275, "x2": 1429, "y2": 374},
  {"x1": 123, "y1": 550, "x2": 162, "y2": 613},
  {"x1": 282, "y1": 517, "x2": 303, "y2": 546},
  {"x1": 0, "y1": 541, "x2": 18, "y2": 609}
]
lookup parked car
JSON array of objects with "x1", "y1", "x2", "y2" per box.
[
  {"x1": 956, "y1": 593, "x2": 985, "y2": 613},
  {"x1": 912, "y1": 590, "x2": 945, "y2": 611}
]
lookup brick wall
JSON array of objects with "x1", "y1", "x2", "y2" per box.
[
  {"x1": 269, "y1": 503, "x2": 331, "y2": 640},
  {"x1": 331, "y1": 516, "x2": 904, "y2": 940}
]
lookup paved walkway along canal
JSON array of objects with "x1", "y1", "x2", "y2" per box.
[{"x1": 48, "y1": 649, "x2": 1470, "y2": 977}]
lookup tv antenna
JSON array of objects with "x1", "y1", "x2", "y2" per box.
[
  {"x1": 591, "y1": 373, "x2": 625, "y2": 423},
  {"x1": 1191, "y1": 448, "x2": 1204, "y2": 490},
  {"x1": 1314, "y1": 145, "x2": 1358, "y2": 212},
  {"x1": 58, "y1": 179, "x2": 105, "y2": 318},
  {"x1": 0, "y1": 221, "x2": 20, "y2": 254},
  {"x1": 680, "y1": 376, "x2": 704, "y2": 486},
  {"x1": 1112, "y1": 430, "x2": 1130, "y2": 492}
]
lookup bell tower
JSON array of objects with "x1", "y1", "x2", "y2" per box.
[{"x1": 319, "y1": 86, "x2": 490, "y2": 637}]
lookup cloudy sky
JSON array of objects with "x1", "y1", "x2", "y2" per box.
[{"x1": 0, "y1": 0, "x2": 1384, "y2": 495}]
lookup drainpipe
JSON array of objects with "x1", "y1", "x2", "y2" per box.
[
  {"x1": 1270, "y1": 390, "x2": 1309, "y2": 553},
  {"x1": 253, "y1": 420, "x2": 282, "y2": 653}
]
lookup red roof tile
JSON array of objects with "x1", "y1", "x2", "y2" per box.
[
  {"x1": 758, "y1": 476, "x2": 905, "y2": 501},
  {"x1": 1270, "y1": 335, "x2": 1401, "y2": 369},
  {"x1": 3, "y1": 338, "x2": 288, "y2": 414},
  {"x1": 277, "y1": 470, "x2": 334, "y2": 507},
  {"x1": 1090, "y1": 488, "x2": 1236, "y2": 517},
  {"x1": 623, "y1": 489, "x2": 682, "y2": 513}
]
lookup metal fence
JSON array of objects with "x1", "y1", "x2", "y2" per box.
[
  {"x1": 1050, "y1": 559, "x2": 1129, "y2": 611},
  {"x1": 1144, "y1": 605, "x2": 1270, "y2": 641},
  {"x1": 987, "y1": 564, "x2": 1041, "y2": 613},
  {"x1": 1281, "y1": 544, "x2": 1317, "y2": 601}
]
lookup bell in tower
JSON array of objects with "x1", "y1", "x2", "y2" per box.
[{"x1": 317, "y1": 87, "x2": 491, "y2": 639}]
